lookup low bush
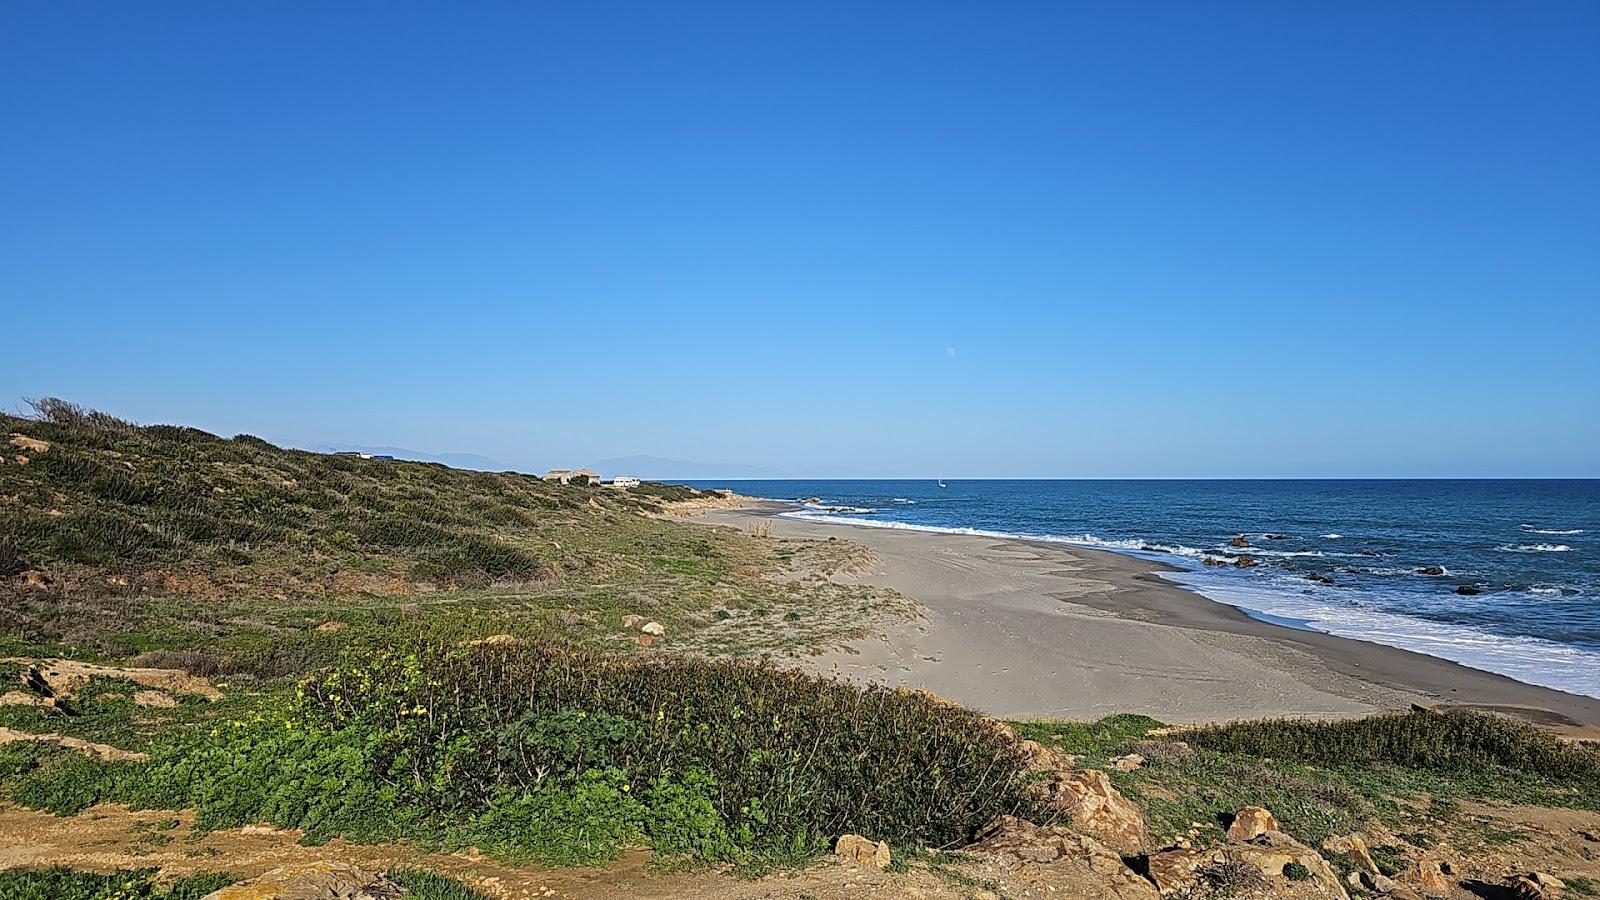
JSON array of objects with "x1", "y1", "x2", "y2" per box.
[
  {"x1": 0, "y1": 867, "x2": 237, "y2": 900},
  {"x1": 56, "y1": 636, "x2": 1043, "y2": 868},
  {"x1": 1180, "y1": 710, "x2": 1600, "y2": 782}
]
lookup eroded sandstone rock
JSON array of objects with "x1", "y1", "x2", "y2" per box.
[
  {"x1": 1226, "y1": 806, "x2": 1280, "y2": 841},
  {"x1": 834, "y1": 833, "x2": 891, "y2": 869},
  {"x1": 200, "y1": 861, "x2": 403, "y2": 899},
  {"x1": 1037, "y1": 769, "x2": 1149, "y2": 853}
]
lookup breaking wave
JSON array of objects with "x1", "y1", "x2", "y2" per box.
[{"x1": 1498, "y1": 543, "x2": 1573, "y2": 553}]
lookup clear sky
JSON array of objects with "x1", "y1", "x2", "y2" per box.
[{"x1": 4, "y1": 2, "x2": 1597, "y2": 477}]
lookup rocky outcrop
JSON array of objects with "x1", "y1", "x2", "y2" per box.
[
  {"x1": 1319, "y1": 834, "x2": 1376, "y2": 873},
  {"x1": 968, "y1": 816, "x2": 1158, "y2": 899},
  {"x1": 1036, "y1": 769, "x2": 1149, "y2": 853},
  {"x1": 834, "y1": 833, "x2": 891, "y2": 869},
  {"x1": 1233, "y1": 555, "x2": 1259, "y2": 568},
  {"x1": 1230, "y1": 535, "x2": 1252, "y2": 548},
  {"x1": 8, "y1": 434, "x2": 50, "y2": 454},
  {"x1": 1144, "y1": 827, "x2": 1347, "y2": 899},
  {"x1": 201, "y1": 862, "x2": 403, "y2": 899},
  {"x1": 1416, "y1": 566, "x2": 1446, "y2": 576},
  {"x1": 1455, "y1": 584, "x2": 1482, "y2": 595}
]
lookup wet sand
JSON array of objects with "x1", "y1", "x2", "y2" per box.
[{"x1": 695, "y1": 505, "x2": 1600, "y2": 732}]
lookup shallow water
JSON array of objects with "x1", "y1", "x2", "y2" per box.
[{"x1": 686, "y1": 479, "x2": 1600, "y2": 699}]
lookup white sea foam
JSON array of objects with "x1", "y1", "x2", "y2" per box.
[
  {"x1": 801, "y1": 503, "x2": 878, "y2": 514},
  {"x1": 1164, "y1": 571, "x2": 1600, "y2": 699},
  {"x1": 1321, "y1": 533, "x2": 1343, "y2": 539},
  {"x1": 778, "y1": 512, "x2": 1211, "y2": 557},
  {"x1": 1527, "y1": 584, "x2": 1582, "y2": 597},
  {"x1": 890, "y1": 498, "x2": 916, "y2": 504},
  {"x1": 1498, "y1": 543, "x2": 1573, "y2": 553},
  {"x1": 1519, "y1": 524, "x2": 1585, "y2": 535}
]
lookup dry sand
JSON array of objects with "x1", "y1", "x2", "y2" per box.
[{"x1": 696, "y1": 505, "x2": 1600, "y2": 731}]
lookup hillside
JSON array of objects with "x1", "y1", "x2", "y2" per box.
[{"x1": 0, "y1": 399, "x2": 903, "y2": 669}]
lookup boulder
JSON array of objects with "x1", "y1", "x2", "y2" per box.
[
  {"x1": 1233, "y1": 555, "x2": 1259, "y2": 569},
  {"x1": 1202, "y1": 557, "x2": 1229, "y2": 567},
  {"x1": 1230, "y1": 535, "x2": 1252, "y2": 548},
  {"x1": 1454, "y1": 585, "x2": 1482, "y2": 595},
  {"x1": 201, "y1": 862, "x2": 403, "y2": 899},
  {"x1": 1320, "y1": 834, "x2": 1376, "y2": 873},
  {"x1": 1413, "y1": 855, "x2": 1453, "y2": 892},
  {"x1": 1017, "y1": 737, "x2": 1076, "y2": 773},
  {"x1": 834, "y1": 833, "x2": 891, "y2": 869},
  {"x1": 1111, "y1": 753, "x2": 1145, "y2": 772},
  {"x1": 641, "y1": 621, "x2": 666, "y2": 636},
  {"x1": 8, "y1": 434, "x2": 50, "y2": 453},
  {"x1": 1226, "y1": 806, "x2": 1280, "y2": 841},
  {"x1": 1037, "y1": 769, "x2": 1149, "y2": 853},
  {"x1": 1306, "y1": 572, "x2": 1336, "y2": 585},
  {"x1": 1350, "y1": 869, "x2": 1396, "y2": 893},
  {"x1": 621, "y1": 614, "x2": 647, "y2": 629},
  {"x1": 1506, "y1": 872, "x2": 1565, "y2": 900},
  {"x1": 1416, "y1": 566, "x2": 1446, "y2": 576}
]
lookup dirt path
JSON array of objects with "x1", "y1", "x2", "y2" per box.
[{"x1": 0, "y1": 804, "x2": 982, "y2": 899}]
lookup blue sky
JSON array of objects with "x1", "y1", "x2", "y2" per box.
[{"x1": 3, "y1": 2, "x2": 1597, "y2": 477}]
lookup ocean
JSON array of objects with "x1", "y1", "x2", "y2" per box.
[{"x1": 685, "y1": 479, "x2": 1600, "y2": 699}]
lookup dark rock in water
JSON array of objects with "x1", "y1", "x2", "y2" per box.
[
  {"x1": 1455, "y1": 585, "x2": 1482, "y2": 595},
  {"x1": 1359, "y1": 550, "x2": 1382, "y2": 557},
  {"x1": 1305, "y1": 572, "x2": 1336, "y2": 585},
  {"x1": 1417, "y1": 566, "x2": 1446, "y2": 576},
  {"x1": 1140, "y1": 545, "x2": 1163, "y2": 553},
  {"x1": 1266, "y1": 534, "x2": 1290, "y2": 540},
  {"x1": 1233, "y1": 554, "x2": 1259, "y2": 568},
  {"x1": 1229, "y1": 535, "x2": 1251, "y2": 548},
  {"x1": 1343, "y1": 567, "x2": 1365, "y2": 574},
  {"x1": 1202, "y1": 557, "x2": 1228, "y2": 567}
]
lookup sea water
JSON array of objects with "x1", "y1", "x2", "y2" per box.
[{"x1": 685, "y1": 479, "x2": 1600, "y2": 699}]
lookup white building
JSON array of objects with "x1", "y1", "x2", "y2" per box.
[{"x1": 609, "y1": 476, "x2": 642, "y2": 488}]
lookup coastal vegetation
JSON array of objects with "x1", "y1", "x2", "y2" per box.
[{"x1": 2, "y1": 401, "x2": 1596, "y2": 897}]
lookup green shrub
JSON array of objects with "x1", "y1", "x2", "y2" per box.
[
  {"x1": 0, "y1": 867, "x2": 238, "y2": 900},
  {"x1": 386, "y1": 869, "x2": 491, "y2": 900},
  {"x1": 1283, "y1": 861, "x2": 1312, "y2": 881},
  {"x1": 291, "y1": 636, "x2": 1041, "y2": 862},
  {"x1": 1180, "y1": 710, "x2": 1600, "y2": 782},
  {"x1": 9, "y1": 750, "x2": 123, "y2": 815}
]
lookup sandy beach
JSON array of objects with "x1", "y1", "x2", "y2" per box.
[{"x1": 696, "y1": 504, "x2": 1600, "y2": 732}]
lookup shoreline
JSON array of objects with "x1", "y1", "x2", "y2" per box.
[{"x1": 693, "y1": 503, "x2": 1600, "y2": 734}]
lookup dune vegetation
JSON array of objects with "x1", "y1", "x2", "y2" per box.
[{"x1": 2, "y1": 401, "x2": 1598, "y2": 898}]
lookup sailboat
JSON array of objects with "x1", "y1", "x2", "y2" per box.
[{"x1": 936, "y1": 475, "x2": 946, "y2": 488}]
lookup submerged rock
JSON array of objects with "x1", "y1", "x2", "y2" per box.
[
  {"x1": 1416, "y1": 566, "x2": 1446, "y2": 576},
  {"x1": 1233, "y1": 555, "x2": 1259, "y2": 568},
  {"x1": 1454, "y1": 584, "x2": 1482, "y2": 595},
  {"x1": 1230, "y1": 535, "x2": 1252, "y2": 548}
]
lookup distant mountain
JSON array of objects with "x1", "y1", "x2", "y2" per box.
[
  {"x1": 323, "y1": 444, "x2": 514, "y2": 473},
  {"x1": 588, "y1": 455, "x2": 787, "y2": 480}
]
